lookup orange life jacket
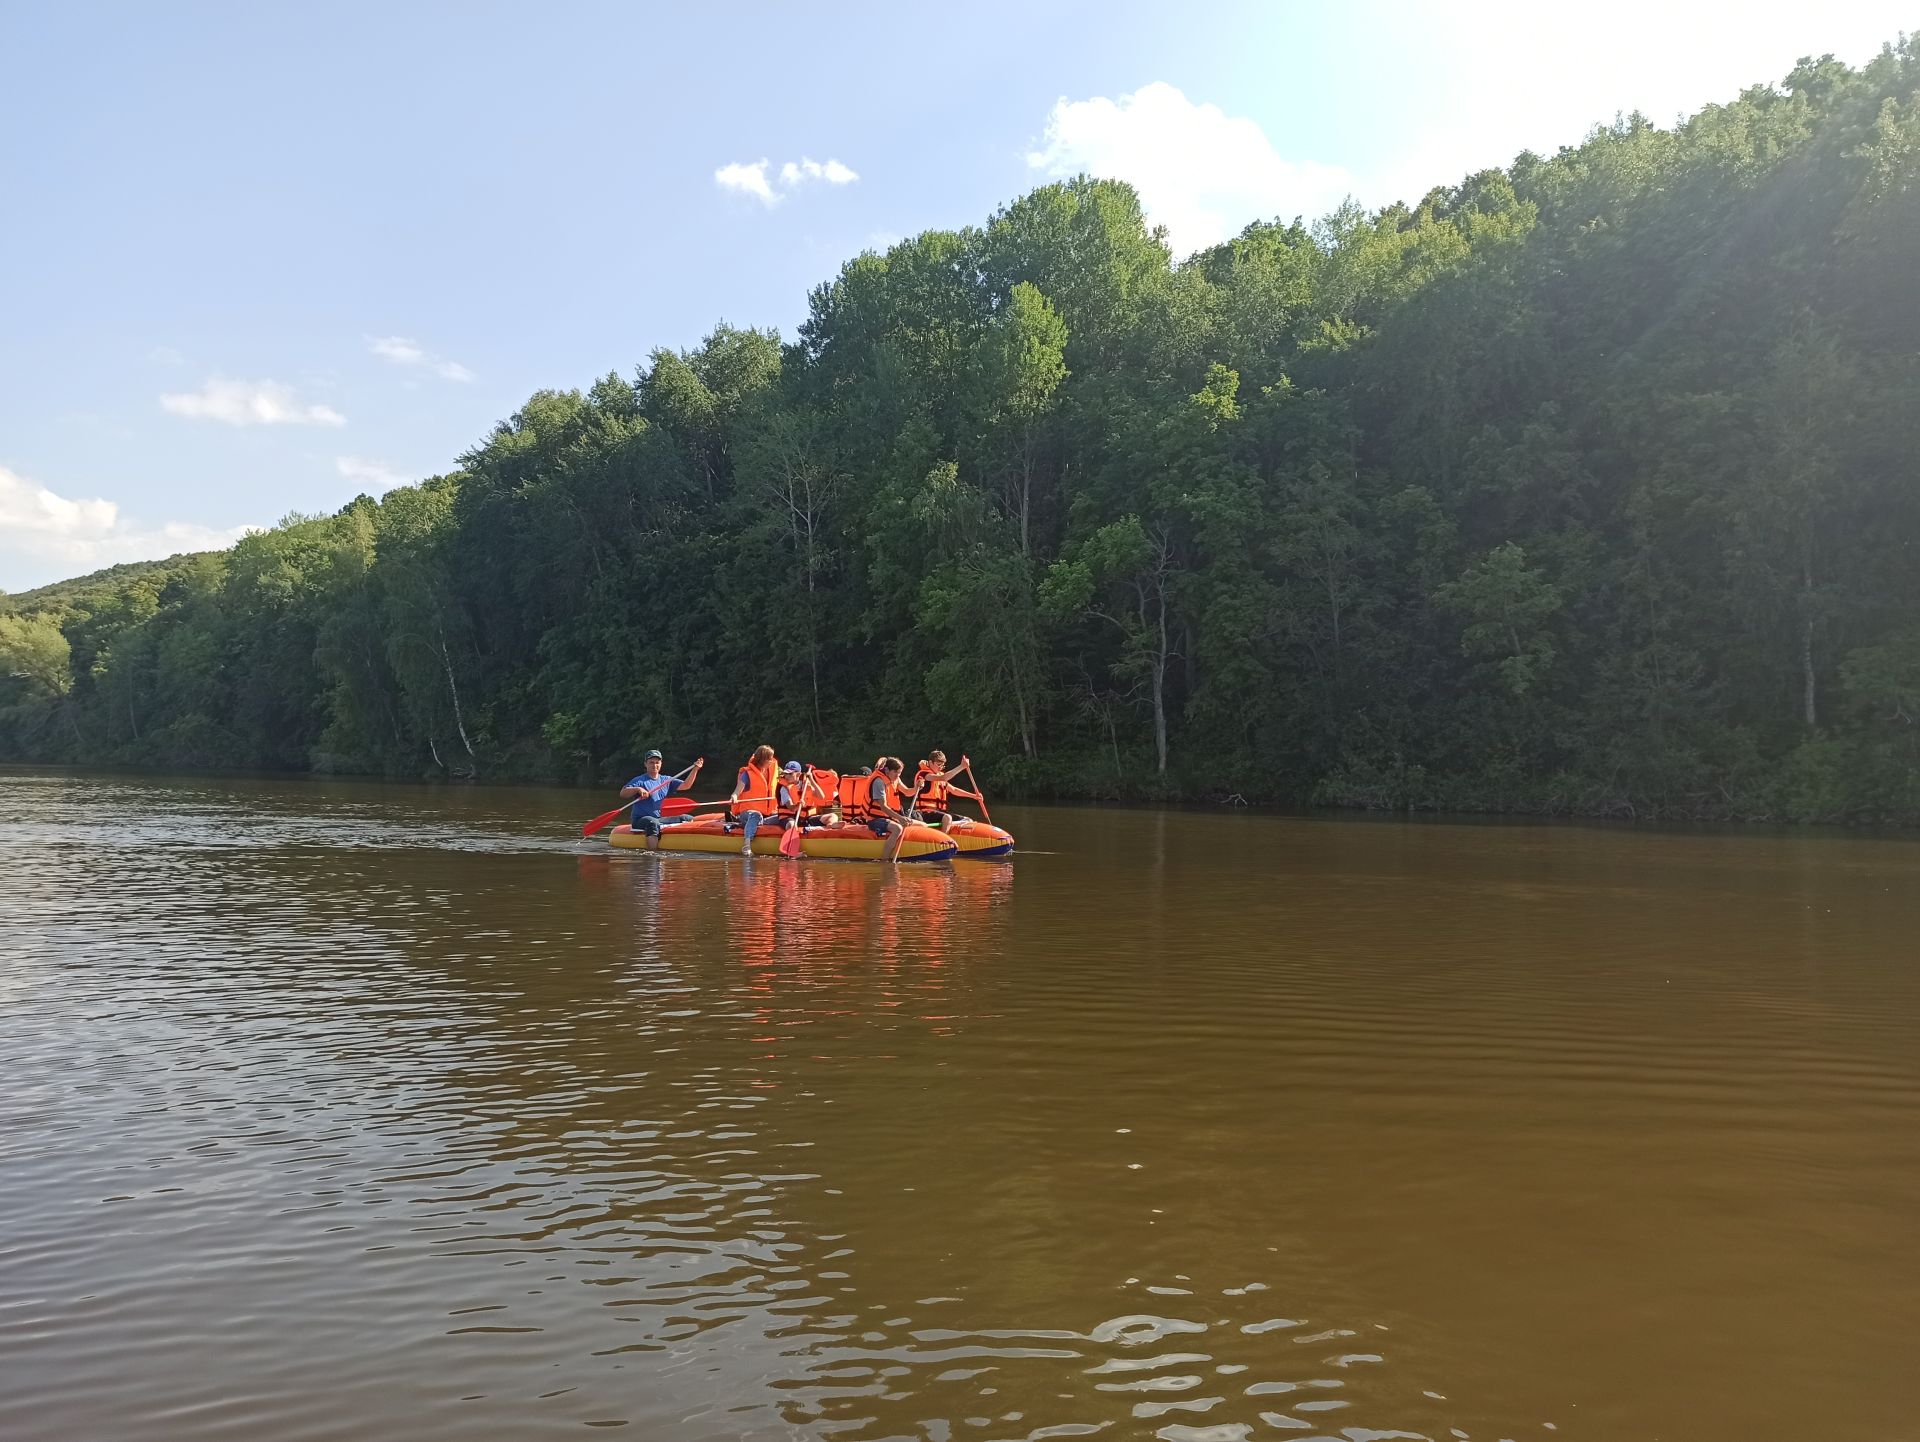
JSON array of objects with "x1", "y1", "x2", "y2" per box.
[
  {"x1": 843, "y1": 769, "x2": 903, "y2": 822},
  {"x1": 777, "y1": 768, "x2": 834, "y2": 819},
  {"x1": 839, "y1": 771, "x2": 872, "y2": 820},
  {"x1": 807, "y1": 769, "x2": 839, "y2": 817},
  {"x1": 732, "y1": 756, "x2": 779, "y2": 818},
  {"x1": 913, "y1": 765, "x2": 950, "y2": 810}
]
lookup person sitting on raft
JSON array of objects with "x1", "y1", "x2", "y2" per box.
[
  {"x1": 850, "y1": 756, "x2": 915, "y2": 863},
  {"x1": 910, "y1": 750, "x2": 972, "y2": 832},
  {"x1": 621, "y1": 749, "x2": 702, "y2": 852},
  {"x1": 776, "y1": 761, "x2": 830, "y2": 829},
  {"x1": 728, "y1": 744, "x2": 780, "y2": 856}
]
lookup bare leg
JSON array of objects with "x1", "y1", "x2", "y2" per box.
[{"x1": 883, "y1": 819, "x2": 906, "y2": 863}]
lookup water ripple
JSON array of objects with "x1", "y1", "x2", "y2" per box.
[{"x1": 3, "y1": 772, "x2": 1917, "y2": 1440}]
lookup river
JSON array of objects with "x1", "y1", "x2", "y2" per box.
[{"x1": 1, "y1": 768, "x2": 1915, "y2": 1441}]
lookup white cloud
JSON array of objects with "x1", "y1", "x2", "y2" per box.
[
  {"x1": 779, "y1": 157, "x2": 859, "y2": 187},
  {"x1": 335, "y1": 456, "x2": 415, "y2": 494},
  {"x1": 1027, "y1": 81, "x2": 1355, "y2": 258},
  {"x1": 160, "y1": 377, "x2": 346, "y2": 427},
  {"x1": 716, "y1": 159, "x2": 778, "y2": 204},
  {"x1": 369, "y1": 335, "x2": 473, "y2": 382},
  {"x1": 716, "y1": 155, "x2": 859, "y2": 206},
  {"x1": 0, "y1": 464, "x2": 256, "y2": 590}
]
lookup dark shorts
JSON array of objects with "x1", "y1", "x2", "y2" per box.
[
  {"x1": 868, "y1": 818, "x2": 893, "y2": 837},
  {"x1": 915, "y1": 809, "x2": 951, "y2": 824}
]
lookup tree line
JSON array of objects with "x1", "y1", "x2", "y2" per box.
[{"x1": 5, "y1": 43, "x2": 1919, "y2": 821}]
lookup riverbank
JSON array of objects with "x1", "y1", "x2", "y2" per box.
[{"x1": 8, "y1": 752, "x2": 1918, "y2": 831}]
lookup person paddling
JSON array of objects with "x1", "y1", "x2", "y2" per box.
[
  {"x1": 729, "y1": 744, "x2": 781, "y2": 856},
  {"x1": 776, "y1": 761, "x2": 829, "y2": 829},
  {"x1": 911, "y1": 750, "x2": 971, "y2": 833},
  {"x1": 621, "y1": 749, "x2": 702, "y2": 852}
]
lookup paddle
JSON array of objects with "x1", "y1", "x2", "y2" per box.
[
  {"x1": 964, "y1": 759, "x2": 992, "y2": 825},
  {"x1": 616, "y1": 791, "x2": 780, "y2": 826},
  {"x1": 869, "y1": 769, "x2": 924, "y2": 863},
  {"x1": 684, "y1": 793, "x2": 777, "y2": 811},
  {"x1": 580, "y1": 758, "x2": 702, "y2": 838},
  {"x1": 780, "y1": 768, "x2": 828, "y2": 855},
  {"x1": 584, "y1": 789, "x2": 780, "y2": 840}
]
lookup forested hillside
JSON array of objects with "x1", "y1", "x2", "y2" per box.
[{"x1": 5, "y1": 45, "x2": 1919, "y2": 819}]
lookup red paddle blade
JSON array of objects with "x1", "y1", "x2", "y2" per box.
[
  {"x1": 581, "y1": 802, "x2": 628, "y2": 837},
  {"x1": 661, "y1": 796, "x2": 695, "y2": 815}
]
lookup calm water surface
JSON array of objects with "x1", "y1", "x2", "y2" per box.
[{"x1": 2, "y1": 769, "x2": 1916, "y2": 1441}]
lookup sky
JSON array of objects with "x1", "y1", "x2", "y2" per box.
[{"x1": 1, "y1": 0, "x2": 1911, "y2": 591}]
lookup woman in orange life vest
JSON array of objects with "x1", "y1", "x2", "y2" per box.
[
  {"x1": 842, "y1": 756, "x2": 915, "y2": 863},
  {"x1": 728, "y1": 744, "x2": 780, "y2": 856},
  {"x1": 910, "y1": 750, "x2": 972, "y2": 833}
]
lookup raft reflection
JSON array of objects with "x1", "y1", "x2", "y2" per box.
[{"x1": 588, "y1": 853, "x2": 1015, "y2": 969}]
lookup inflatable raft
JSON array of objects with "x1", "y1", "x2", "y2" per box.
[
  {"x1": 944, "y1": 819, "x2": 1016, "y2": 858},
  {"x1": 609, "y1": 816, "x2": 957, "y2": 862}
]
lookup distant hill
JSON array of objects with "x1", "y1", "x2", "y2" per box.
[{"x1": 3, "y1": 552, "x2": 216, "y2": 614}]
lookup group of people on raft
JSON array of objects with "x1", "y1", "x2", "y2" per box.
[{"x1": 619, "y1": 746, "x2": 983, "y2": 861}]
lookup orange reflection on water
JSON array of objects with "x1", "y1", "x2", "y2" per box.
[
  {"x1": 702, "y1": 860, "x2": 1017, "y2": 1063},
  {"x1": 720, "y1": 858, "x2": 1013, "y2": 973}
]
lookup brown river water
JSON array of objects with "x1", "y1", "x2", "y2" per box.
[{"x1": 2, "y1": 768, "x2": 1916, "y2": 1442}]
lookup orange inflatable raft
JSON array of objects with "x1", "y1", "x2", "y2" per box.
[
  {"x1": 609, "y1": 815, "x2": 958, "y2": 862},
  {"x1": 943, "y1": 819, "x2": 1016, "y2": 858}
]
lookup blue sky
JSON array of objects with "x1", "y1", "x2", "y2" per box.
[{"x1": 2, "y1": 0, "x2": 1911, "y2": 590}]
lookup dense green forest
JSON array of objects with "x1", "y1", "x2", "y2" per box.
[{"x1": 5, "y1": 45, "x2": 1919, "y2": 820}]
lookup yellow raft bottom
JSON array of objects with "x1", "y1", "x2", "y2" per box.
[{"x1": 609, "y1": 818, "x2": 957, "y2": 862}]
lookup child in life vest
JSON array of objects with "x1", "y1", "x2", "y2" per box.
[{"x1": 910, "y1": 750, "x2": 971, "y2": 832}]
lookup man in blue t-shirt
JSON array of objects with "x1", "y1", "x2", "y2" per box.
[{"x1": 621, "y1": 750, "x2": 702, "y2": 851}]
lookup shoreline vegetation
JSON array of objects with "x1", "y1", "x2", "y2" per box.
[{"x1": 5, "y1": 44, "x2": 1919, "y2": 825}]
